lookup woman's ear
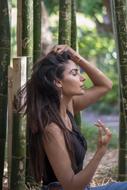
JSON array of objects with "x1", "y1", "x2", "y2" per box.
[{"x1": 54, "y1": 79, "x2": 62, "y2": 88}]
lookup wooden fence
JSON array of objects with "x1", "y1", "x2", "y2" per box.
[{"x1": 7, "y1": 57, "x2": 28, "y2": 190}]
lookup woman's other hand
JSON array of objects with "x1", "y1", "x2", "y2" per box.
[{"x1": 95, "y1": 120, "x2": 112, "y2": 153}]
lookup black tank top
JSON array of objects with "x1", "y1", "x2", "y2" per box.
[{"x1": 43, "y1": 111, "x2": 87, "y2": 185}]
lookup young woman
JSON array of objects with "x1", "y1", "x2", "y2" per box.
[{"x1": 20, "y1": 45, "x2": 127, "y2": 190}]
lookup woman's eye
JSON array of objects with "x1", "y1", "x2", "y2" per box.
[
  {"x1": 72, "y1": 72, "x2": 77, "y2": 76},
  {"x1": 72, "y1": 70, "x2": 78, "y2": 76}
]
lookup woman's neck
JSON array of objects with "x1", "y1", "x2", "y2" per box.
[
  {"x1": 59, "y1": 96, "x2": 73, "y2": 131},
  {"x1": 59, "y1": 95, "x2": 71, "y2": 118}
]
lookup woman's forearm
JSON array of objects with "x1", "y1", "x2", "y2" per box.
[
  {"x1": 74, "y1": 54, "x2": 112, "y2": 90},
  {"x1": 68, "y1": 148, "x2": 106, "y2": 190}
]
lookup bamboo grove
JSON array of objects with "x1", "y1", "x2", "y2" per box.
[{"x1": 0, "y1": 0, "x2": 127, "y2": 189}]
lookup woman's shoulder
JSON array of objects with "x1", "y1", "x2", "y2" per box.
[
  {"x1": 44, "y1": 122, "x2": 62, "y2": 132},
  {"x1": 43, "y1": 122, "x2": 66, "y2": 151},
  {"x1": 43, "y1": 122, "x2": 63, "y2": 141}
]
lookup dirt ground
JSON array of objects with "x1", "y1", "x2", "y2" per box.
[{"x1": 3, "y1": 149, "x2": 118, "y2": 189}]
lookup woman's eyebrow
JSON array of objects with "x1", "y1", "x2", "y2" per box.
[{"x1": 69, "y1": 68, "x2": 79, "y2": 73}]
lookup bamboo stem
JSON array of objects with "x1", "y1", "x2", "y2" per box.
[
  {"x1": 10, "y1": 57, "x2": 27, "y2": 190},
  {"x1": 0, "y1": 0, "x2": 10, "y2": 188},
  {"x1": 58, "y1": 0, "x2": 71, "y2": 45},
  {"x1": 33, "y1": 0, "x2": 41, "y2": 62},
  {"x1": 8, "y1": 66, "x2": 14, "y2": 189},
  {"x1": 111, "y1": 0, "x2": 127, "y2": 181}
]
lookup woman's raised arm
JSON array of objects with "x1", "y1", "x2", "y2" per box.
[{"x1": 51, "y1": 45, "x2": 113, "y2": 115}]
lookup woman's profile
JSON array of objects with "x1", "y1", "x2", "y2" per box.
[{"x1": 19, "y1": 45, "x2": 127, "y2": 190}]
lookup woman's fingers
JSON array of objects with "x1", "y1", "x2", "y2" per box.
[
  {"x1": 95, "y1": 120, "x2": 111, "y2": 135},
  {"x1": 106, "y1": 128, "x2": 112, "y2": 136},
  {"x1": 96, "y1": 120, "x2": 107, "y2": 132},
  {"x1": 52, "y1": 44, "x2": 68, "y2": 53},
  {"x1": 51, "y1": 45, "x2": 79, "y2": 63},
  {"x1": 95, "y1": 119, "x2": 112, "y2": 146},
  {"x1": 97, "y1": 126, "x2": 103, "y2": 144}
]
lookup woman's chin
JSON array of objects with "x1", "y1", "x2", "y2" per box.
[{"x1": 75, "y1": 90, "x2": 84, "y2": 96}]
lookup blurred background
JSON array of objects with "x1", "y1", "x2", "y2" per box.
[{"x1": 2, "y1": 0, "x2": 126, "y2": 189}]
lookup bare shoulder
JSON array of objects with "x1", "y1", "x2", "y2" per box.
[
  {"x1": 43, "y1": 122, "x2": 64, "y2": 144},
  {"x1": 44, "y1": 122, "x2": 62, "y2": 135}
]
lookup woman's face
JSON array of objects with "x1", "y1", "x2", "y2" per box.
[{"x1": 60, "y1": 60, "x2": 85, "y2": 97}]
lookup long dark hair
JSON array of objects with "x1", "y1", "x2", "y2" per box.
[{"x1": 18, "y1": 51, "x2": 76, "y2": 182}]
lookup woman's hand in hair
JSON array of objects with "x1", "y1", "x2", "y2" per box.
[
  {"x1": 51, "y1": 44, "x2": 82, "y2": 64},
  {"x1": 95, "y1": 120, "x2": 112, "y2": 154},
  {"x1": 51, "y1": 44, "x2": 69, "y2": 53}
]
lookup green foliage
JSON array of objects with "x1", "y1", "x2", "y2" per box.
[
  {"x1": 44, "y1": 0, "x2": 59, "y2": 14},
  {"x1": 77, "y1": 0, "x2": 103, "y2": 17},
  {"x1": 44, "y1": 0, "x2": 104, "y2": 17},
  {"x1": 78, "y1": 26, "x2": 115, "y2": 59},
  {"x1": 81, "y1": 122, "x2": 118, "y2": 151}
]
